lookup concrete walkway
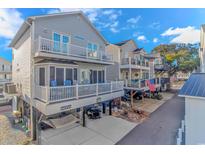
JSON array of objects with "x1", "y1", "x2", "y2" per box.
[
  {"x1": 41, "y1": 116, "x2": 136, "y2": 145},
  {"x1": 117, "y1": 93, "x2": 185, "y2": 145}
]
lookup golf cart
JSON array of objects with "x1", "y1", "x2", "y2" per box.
[{"x1": 86, "y1": 107, "x2": 101, "y2": 119}]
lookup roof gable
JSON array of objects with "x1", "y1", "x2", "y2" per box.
[{"x1": 9, "y1": 11, "x2": 108, "y2": 47}]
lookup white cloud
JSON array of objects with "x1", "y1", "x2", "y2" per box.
[
  {"x1": 48, "y1": 8, "x2": 101, "y2": 22},
  {"x1": 149, "y1": 22, "x2": 160, "y2": 29},
  {"x1": 0, "y1": 8, "x2": 24, "y2": 39},
  {"x1": 127, "y1": 16, "x2": 141, "y2": 24},
  {"x1": 161, "y1": 26, "x2": 200, "y2": 44},
  {"x1": 48, "y1": 8, "x2": 122, "y2": 33},
  {"x1": 137, "y1": 35, "x2": 146, "y2": 41},
  {"x1": 153, "y1": 38, "x2": 158, "y2": 43}
]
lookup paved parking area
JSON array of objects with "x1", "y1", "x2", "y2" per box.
[
  {"x1": 117, "y1": 94, "x2": 185, "y2": 145},
  {"x1": 41, "y1": 116, "x2": 136, "y2": 145}
]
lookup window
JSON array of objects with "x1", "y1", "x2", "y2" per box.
[
  {"x1": 50, "y1": 66, "x2": 55, "y2": 86},
  {"x1": 98, "y1": 70, "x2": 105, "y2": 83},
  {"x1": 2, "y1": 65, "x2": 4, "y2": 71},
  {"x1": 90, "y1": 70, "x2": 97, "y2": 84},
  {"x1": 66, "y1": 68, "x2": 73, "y2": 81},
  {"x1": 53, "y1": 33, "x2": 61, "y2": 42},
  {"x1": 98, "y1": 71, "x2": 102, "y2": 83},
  {"x1": 53, "y1": 33, "x2": 61, "y2": 52},
  {"x1": 62, "y1": 35, "x2": 69, "y2": 53},
  {"x1": 125, "y1": 72, "x2": 128, "y2": 79},
  {"x1": 87, "y1": 43, "x2": 92, "y2": 51},
  {"x1": 4, "y1": 74, "x2": 7, "y2": 79},
  {"x1": 56, "y1": 68, "x2": 64, "y2": 86},
  {"x1": 39, "y1": 68, "x2": 45, "y2": 86},
  {"x1": 74, "y1": 35, "x2": 84, "y2": 41},
  {"x1": 73, "y1": 68, "x2": 77, "y2": 81}
]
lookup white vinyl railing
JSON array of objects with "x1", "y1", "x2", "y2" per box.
[
  {"x1": 125, "y1": 78, "x2": 161, "y2": 89},
  {"x1": 35, "y1": 81, "x2": 124, "y2": 103},
  {"x1": 121, "y1": 57, "x2": 149, "y2": 67},
  {"x1": 37, "y1": 37, "x2": 113, "y2": 62},
  {"x1": 35, "y1": 86, "x2": 48, "y2": 102}
]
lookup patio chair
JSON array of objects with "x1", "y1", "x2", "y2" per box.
[
  {"x1": 64, "y1": 80, "x2": 72, "y2": 86},
  {"x1": 50, "y1": 80, "x2": 57, "y2": 87}
]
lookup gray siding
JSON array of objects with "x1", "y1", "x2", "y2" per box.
[
  {"x1": 121, "y1": 40, "x2": 137, "y2": 58},
  {"x1": 34, "y1": 14, "x2": 106, "y2": 52},
  {"x1": 106, "y1": 62, "x2": 120, "y2": 81},
  {"x1": 12, "y1": 28, "x2": 32, "y2": 100}
]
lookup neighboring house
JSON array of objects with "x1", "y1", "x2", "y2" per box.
[
  {"x1": 7, "y1": 11, "x2": 124, "y2": 140},
  {"x1": 200, "y1": 25, "x2": 205, "y2": 73},
  {"x1": 179, "y1": 73, "x2": 205, "y2": 144},
  {"x1": 106, "y1": 39, "x2": 160, "y2": 90},
  {"x1": 178, "y1": 25, "x2": 205, "y2": 144},
  {"x1": 0, "y1": 57, "x2": 12, "y2": 81}
]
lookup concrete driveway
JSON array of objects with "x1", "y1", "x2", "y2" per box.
[{"x1": 41, "y1": 116, "x2": 136, "y2": 145}]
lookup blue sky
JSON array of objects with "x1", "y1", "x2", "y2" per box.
[{"x1": 0, "y1": 8, "x2": 204, "y2": 62}]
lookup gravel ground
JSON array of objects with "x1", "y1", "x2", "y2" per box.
[{"x1": 0, "y1": 110, "x2": 30, "y2": 145}]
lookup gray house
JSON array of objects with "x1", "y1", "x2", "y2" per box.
[
  {"x1": 106, "y1": 39, "x2": 161, "y2": 91},
  {"x1": 8, "y1": 11, "x2": 124, "y2": 140}
]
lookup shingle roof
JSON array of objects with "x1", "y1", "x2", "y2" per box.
[
  {"x1": 179, "y1": 73, "x2": 205, "y2": 98},
  {"x1": 114, "y1": 39, "x2": 131, "y2": 46},
  {"x1": 133, "y1": 48, "x2": 143, "y2": 52}
]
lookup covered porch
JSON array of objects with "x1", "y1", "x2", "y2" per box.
[{"x1": 34, "y1": 60, "x2": 124, "y2": 104}]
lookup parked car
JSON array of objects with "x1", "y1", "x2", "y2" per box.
[
  {"x1": 121, "y1": 93, "x2": 131, "y2": 101},
  {"x1": 126, "y1": 91, "x2": 143, "y2": 100},
  {"x1": 86, "y1": 107, "x2": 101, "y2": 119}
]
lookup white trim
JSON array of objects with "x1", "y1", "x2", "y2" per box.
[{"x1": 178, "y1": 94, "x2": 205, "y2": 100}]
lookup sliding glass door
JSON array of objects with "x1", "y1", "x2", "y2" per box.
[
  {"x1": 89, "y1": 69, "x2": 105, "y2": 84},
  {"x1": 53, "y1": 33, "x2": 69, "y2": 53}
]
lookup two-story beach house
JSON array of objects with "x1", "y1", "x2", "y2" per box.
[
  {"x1": 106, "y1": 39, "x2": 160, "y2": 91},
  {"x1": 8, "y1": 11, "x2": 124, "y2": 140}
]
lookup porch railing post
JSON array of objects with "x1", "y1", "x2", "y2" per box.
[
  {"x1": 96, "y1": 83, "x2": 98, "y2": 96},
  {"x1": 76, "y1": 84, "x2": 79, "y2": 99}
]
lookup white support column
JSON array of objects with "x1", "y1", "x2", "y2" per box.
[{"x1": 38, "y1": 36, "x2": 41, "y2": 51}]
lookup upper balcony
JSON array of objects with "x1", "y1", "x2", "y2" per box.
[
  {"x1": 154, "y1": 64, "x2": 170, "y2": 71},
  {"x1": 124, "y1": 78, "x2": 161, "y2": 91},
  {"x1": 120, "y1": 57, "x2": 150, "y2": 70},
  {"x1": 34, "y1": 37, "x2": 113, "y2": 65}
]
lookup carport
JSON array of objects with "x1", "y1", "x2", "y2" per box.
[{"x1": 40, "y1": 115, "x2": 136, "y2": 145}]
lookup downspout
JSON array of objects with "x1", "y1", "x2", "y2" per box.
[{"x1": 26, "y1": 19, "x2": 37, "y2": 141}]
